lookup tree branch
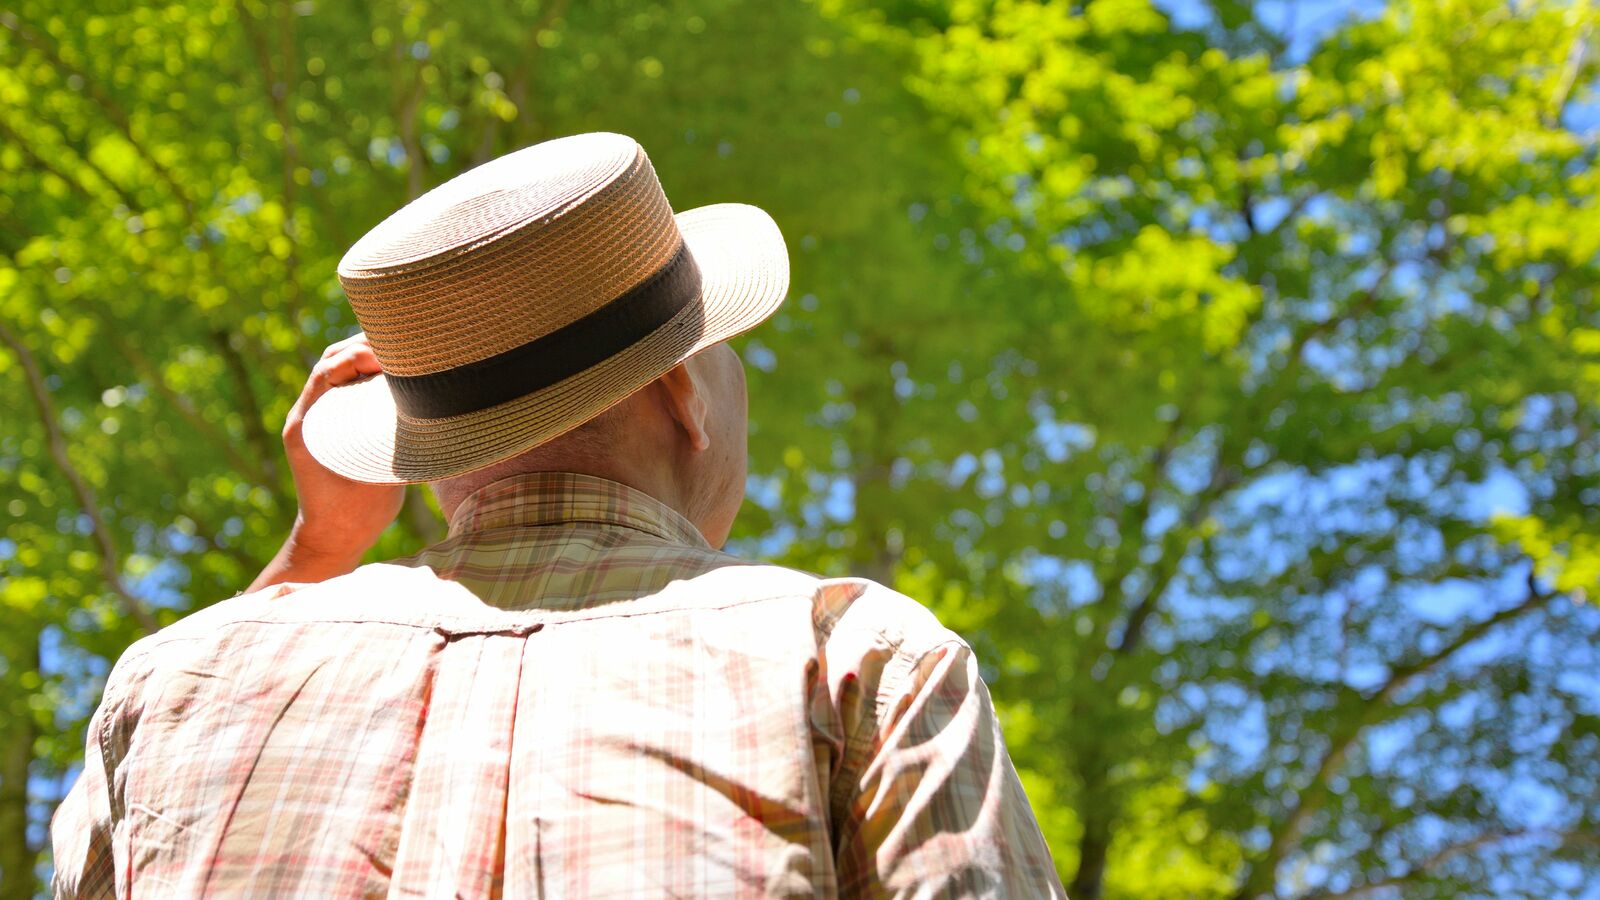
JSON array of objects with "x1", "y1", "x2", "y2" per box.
[
  {"x1": 1109, "y1": 259, "x2": 1395, "y2": 661},
  {"x1": 145, "y1": 452, "x2": 270, "y2": 577},
  {"x1": 0, "y1": 317, "x2": 160, "y2": 634},
  {"x1": 0, "y1": 113, "x2": 141, "y2": 213},
  {"x1": 1234, "y1": 574, "x2": 1556, "y2": 899},
  {"x1": 1300, "y1": 829, "x2": 1550, "y2": 900},
  {"x1": 0, "y1": 10, "x2": 197, "y2": 216},
  {"x1": 98, "y1": 320, "x2": 275, "y2": 488},
  {"x1": 1263, "y1": 190, "x2": 1317, "y2": 239},
  {"x1": 1378, "y1": 572, "x2": 1550, "y2": 701},
  {"x1": 1094, "y1": 412, "x2": 1187, "y2": 619},
  {"x1": 1279, "y1": 261, "x2": 1392, "y2": 389},
  {"x1": 209, "y1": 330, "x2": 282, "y2": 492},
  {"x1": 1240, "y1": 178, "x2": 1258, "y2": 237},
  {"x1": 238, "y1": 0, "x2": 311, "y2": 363},
  {"x1": 1547, "y1": 10, "x2": 1591, "y2": 126},
  {"x1": 508, "y1": 0, "x2": 572, "y2": 148},
  {"x1": 0, "y1": 118, "x2": 91, "y2": 201},
  {"x1": 390, "y1": 37, "x2": 428, "y2": 201},
  {"x1": 1113, "y1": 463, "x2": 1237, "y2": 655}
]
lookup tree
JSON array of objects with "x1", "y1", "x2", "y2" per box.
[{"x1": 809, "y1": 0, "x2": 1600, "y2": 895}]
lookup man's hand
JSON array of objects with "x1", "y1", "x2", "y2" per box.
[{"x1": 247, "y1": 334, "x2": 405, "y2": 593}]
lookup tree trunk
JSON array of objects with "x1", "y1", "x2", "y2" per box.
[
  {"x1": 0, "y1": 639, "x2": 41, "y2": 898},
  {"x1": 1068, "y1": 808, "x2": 1112, "y2": 900}
]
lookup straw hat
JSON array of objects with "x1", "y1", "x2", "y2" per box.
[{"x1": 300, "y1": 132, "x2": 789, "y2": 484}]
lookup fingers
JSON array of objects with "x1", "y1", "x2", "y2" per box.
[
  {"x1": 314, "y1": 343, "x2": 383, "y2": 387},
  {"x1": 319, "y1": 331, "x2": 371, "y2": 361},
  {"x1": 285, "y1": 334, "x2": 383, "y2": 441}
]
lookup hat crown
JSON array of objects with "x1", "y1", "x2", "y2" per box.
[{"x1": 337, "y1": 132, "x2": 684, "y2": 379}]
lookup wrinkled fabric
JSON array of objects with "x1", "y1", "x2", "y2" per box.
[{"x1": 52, "y1": 472, "x2": 1064, "y2": 898}]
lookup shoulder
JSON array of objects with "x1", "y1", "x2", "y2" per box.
[
  {"x1": 103, "y1": 583, "x2": 285, "y2": 675},
  {"x1": 100, "y1": 565, "x2": 431, "y2": 677},
  {"x1": 684, "y1": 562, "x2": 965, "y2": 658},
  {"x1": 812, "y1": 577, "x2": 962, "y2": 656},
  {"x1": 84, "y1": 582, "x2": 291, "y2": 745}
]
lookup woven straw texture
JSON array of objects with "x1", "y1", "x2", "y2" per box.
[{"x1": 301, "y1": 133, "x2": 789, "y2": 484}]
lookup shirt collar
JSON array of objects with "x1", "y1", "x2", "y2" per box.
[{"x1": 445, "y1": 471, "x2": 712, "y2": 550}]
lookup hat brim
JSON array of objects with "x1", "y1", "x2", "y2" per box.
[{"x1": 300, "y1": 203, "x2": 788, "y2": 485}]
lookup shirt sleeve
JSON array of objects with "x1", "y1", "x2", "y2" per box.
[
  {"x1": 832, "y1": 639, "x2": 1066, "y2": 898},
  {"x1": 51, "y1": 692, "x2": 119, "y2": 899},
  {"x1": 51, "y1": 639, "x2": 158, "y2": 900}
]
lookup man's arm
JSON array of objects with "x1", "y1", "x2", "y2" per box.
[
  {"x1": 49, "y1": 641, "x2": 155, "y2": 900},
  {"x1": 248, "y1": 333, "x2": 404, "y2": 592},
  {"x1": 51, "y1": 717, "x2": 115, "y2": 900},
  {"x1": 832, "y1": 639, "x2": 1066, "y2": 898}
]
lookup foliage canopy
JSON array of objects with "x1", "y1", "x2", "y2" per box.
[{"x1": 2, "y1": 0, "x2": 1597, "y2": 897}]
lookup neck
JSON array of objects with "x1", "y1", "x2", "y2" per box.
[{"x1": 433, "y1": 454, "x2": 689, "y2": 530}]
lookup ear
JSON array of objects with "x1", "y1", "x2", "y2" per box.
[{"x1": 656, "y1": 361, "x2": 711, "y2": 451}]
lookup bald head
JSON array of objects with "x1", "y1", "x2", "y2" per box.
[{"x1": 429, "y1": 343, "x2": 749, "y2": 548}]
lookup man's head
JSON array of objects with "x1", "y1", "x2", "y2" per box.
[
  {"x1": 298, "y1": 133, "x2": 787, "y2": 541},
  {"x1": 429, "y1": 341, "x2": 749, "y2": 547}
]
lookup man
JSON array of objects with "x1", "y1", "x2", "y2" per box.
[{"x1": 52, "y1": 133, "x2": 1064, "y2": 897}]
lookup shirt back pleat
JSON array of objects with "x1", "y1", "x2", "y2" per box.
[{"x1": 389, "y1": 632, "x2": 526, "y2": 897}]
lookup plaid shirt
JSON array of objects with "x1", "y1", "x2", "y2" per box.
[{"x1": 52, "y1": 472, "x2": 1064, "y2": 898}]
